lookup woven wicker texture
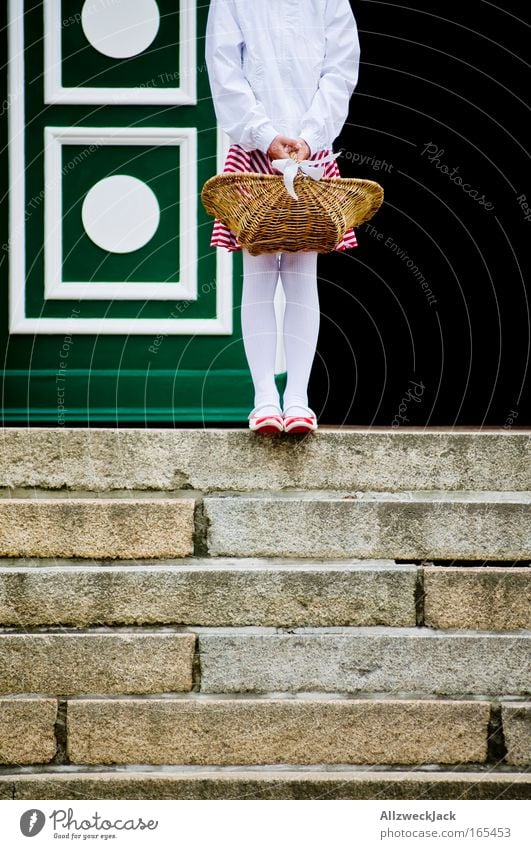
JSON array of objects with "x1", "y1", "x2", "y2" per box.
[{"x1": 201, "y1": 155, "x2": 384, "y2": 255}]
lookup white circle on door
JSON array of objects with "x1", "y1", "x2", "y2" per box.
[
  {"x1": 81, "y1": 174, "x2": 160, "y2": 253},
  {"x1": 81, "y1": 0, "x2": 160, "y2": 59}
]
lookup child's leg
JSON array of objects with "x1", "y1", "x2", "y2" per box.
[
  {"x1": 241, "y1": 249, "x2": 282, "y2": 412},
  {"x1": 279, "y1": 251, "x2": 320, "y2": 415}
]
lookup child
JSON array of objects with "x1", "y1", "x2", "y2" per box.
[{"x1": 205, "y1": 0, "x2": 360, "y2": 433}]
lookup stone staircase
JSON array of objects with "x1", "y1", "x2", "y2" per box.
[{"x1": 0, "y1": 427, "x2": 529, "y2": 800}]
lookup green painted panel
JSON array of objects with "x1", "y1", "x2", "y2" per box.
[
  {"x1": 0, "y1": 0, "x2": 259, "y2": 423},
  {"x1": 61, "y1": 144, "x2": 181, "y2": 284},
  {"x1": 1, "y1": 369, "x2": 287, "y2": 424},
  {"x1": 26, "y1": 132, "x2": 218, "y2": 318},
  {"x1": 61, "y1": 0, "x2": 181, "y2": 90}
]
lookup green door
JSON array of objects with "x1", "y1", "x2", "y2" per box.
[{"x1": 1, "y1": 0, "x2": 262, "y2": 423}]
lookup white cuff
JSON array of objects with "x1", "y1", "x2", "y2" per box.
[
  {"x1": 298, "y1": 128, "x2": 326, "y2": 157},
  {"x1": 252, "y1": 123, "x2": 279, "y2": 155}
]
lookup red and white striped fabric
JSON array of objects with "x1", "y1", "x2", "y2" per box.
[{"x1": 210, "y1": 145, "x2": 358, "y2": 253}]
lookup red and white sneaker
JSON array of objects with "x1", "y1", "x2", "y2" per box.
[
  {"x1": 282, "y1": 405, "x2": 318, "y2": 434},
  {"x1": 248, "y1": 404, "x2": 284, "y2": 434}
]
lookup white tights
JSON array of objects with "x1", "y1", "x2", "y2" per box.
[{"x1": 241, "y1": 249, "x2": 319, "y2": 415}]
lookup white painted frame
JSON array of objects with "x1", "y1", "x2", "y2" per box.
[
  {"x1": 8, "y1": 0, "x2": 232, "y2": 335},
  {"x1": 43, "y1": 0, "x2": 197, "y2": 105},
  {"x1": 44, "y1": 125, "x2": 198, "y2": 301}
]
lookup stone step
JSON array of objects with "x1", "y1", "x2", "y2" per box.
[
  {"x1": 424, "y1": 566, "x2": 531, "y2": 629},
  {"x1": 0, "y1": 559, "x2": 417, "y2": 627},
  {"x1": 2, "y1": 489, "x2": 528, "y2": 560},
  {"x1": 0, "y1": 627, "x2": 528, "y2": 697},
  {"x1": 0, "y1": 490, "x2": 196, "y2": 558},
  {"x1": 204, "y1": 491, "x2": 531, "y2": 560},
  {"x1": 0, "y1": 698, "x2": 57, "y2": 765},
  {"x1": 1, "y1": 768, "x2": 529, "y2": 800},
  {"x1": 501, "y1": 702, "x2": 531, "y2": 767},
  {"x1": 0, "y1": 695, "x2": 528, "y2": 771},
  {"x1": 1, "y1": 428, "x2": 529, "y2": 492},
  {"x1": 0, "y1": 633, "x2": 195, "y2": 695},
  {"x1": 65, "y1": 696, "x2": 490, "y2": 766},
  {"x1": 1, "y1": 560, "x2": 529, "y2": 629},
  {"x1": 198, "y1": 628, "x2": 531, "y2": 696}
]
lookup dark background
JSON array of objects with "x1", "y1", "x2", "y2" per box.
[{"x1": 314, "y1": 0, "x2": 530, "y2": 426}]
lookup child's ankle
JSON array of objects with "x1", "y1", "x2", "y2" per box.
[
  {"x1": 253, "y1": 398, "x2": 281, "y2": 415},
  {"x1": 283, "y1": 397, "x2": 309, "y2": 413}
]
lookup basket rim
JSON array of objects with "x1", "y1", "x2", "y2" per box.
[{"x1": 202, "y1": 173, "x2": 384, "y2": 190}]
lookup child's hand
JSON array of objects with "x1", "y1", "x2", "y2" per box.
[
  {"x1": 294, "y1": 139, "x2": 311, "y2": 161},
  {"x1": 267, "y1": 135, "x2": 300, "y2": 161}
]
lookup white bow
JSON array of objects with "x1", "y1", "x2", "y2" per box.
[{"x1": 271, "y1": 151, "x2": 341, "y2": 200}]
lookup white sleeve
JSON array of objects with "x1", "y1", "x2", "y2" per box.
[
  {"x1": 205, "y1": 0, "x2": 280, "y2": 154},
  {"x1": 298, "y1": 0, "x2": 360, "y2": 155}
]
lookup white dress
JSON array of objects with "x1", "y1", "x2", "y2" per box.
[{"x1": 205, "y1": 0, "x2": 361, "y2": 156}]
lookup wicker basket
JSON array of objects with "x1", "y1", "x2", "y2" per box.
[{"x1": 201, "y1": 154, "x2": 384, "y2": 255}]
